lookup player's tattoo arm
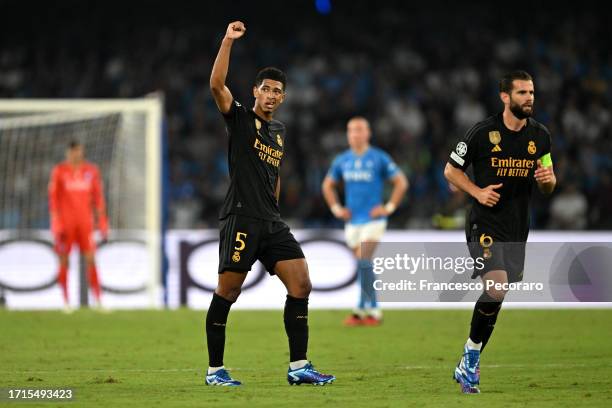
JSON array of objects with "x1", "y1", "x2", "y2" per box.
[{"x1": 210, "y1": 21, "x2": 245, "y2": 114}]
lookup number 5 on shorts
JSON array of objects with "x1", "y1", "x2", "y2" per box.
[{"x1": 235, "y1": 232, "x2": 247, "y2": 251}]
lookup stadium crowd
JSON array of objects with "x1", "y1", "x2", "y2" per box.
[{"x1": 1, "y1": 1, "x2": 610, "y2": 230}]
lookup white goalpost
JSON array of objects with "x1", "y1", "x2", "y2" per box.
[{"x1": 0, "y1": 96, "x2": 164, "y2": 309}]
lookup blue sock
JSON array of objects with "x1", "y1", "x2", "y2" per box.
[
  {"x1": 358, "y1": 259, "x2": 376, "y2": 309},
  {"x1": 357, "y1": 261, "x2": 367, "y2": 310}
]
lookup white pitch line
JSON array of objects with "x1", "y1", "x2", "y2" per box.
[
  {"x1": 402, "y1": 362, "x2": 612, "y2": 370},
  {"x1": 0, "y1": 368, "x2": 200, "y2": 374}
]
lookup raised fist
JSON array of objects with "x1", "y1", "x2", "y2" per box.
[{"x1": 225, "y1": 21, "x2": 246, "y2": 40}]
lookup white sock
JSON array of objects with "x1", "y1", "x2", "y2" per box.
[
  {"x1": 466, "y1": 338, "x2": 482, "y2": 351},
  {"x1": 289, "y1": 360, "x2": 309, "y2": 370},
  {"x1": 207, "y1": 366, "x2": 224, "y2": 375},
  {"x1": 367, "y1": 308, "x2": 383, "y2": 319}
]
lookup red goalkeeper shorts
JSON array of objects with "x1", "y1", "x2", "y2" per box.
[{"x1": 54, "y1": 224, "x2": 96, "y2": 254}]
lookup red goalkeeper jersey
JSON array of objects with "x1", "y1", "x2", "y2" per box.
[{"x1": 48, "y1": 161, "x2": 106, "y2": 230}]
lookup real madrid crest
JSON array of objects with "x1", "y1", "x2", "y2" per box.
[
  {"x1": 255, "y1": 119, "x2": 262, "y2": 130},
  {"x1": 277, "y1": 134, "x2": 283, "y2": 147},
  {"x1": 232, "y1": 251, "x2": 241, "y2": 262},
  {"x1": 527, "y1": 141, "x2": 536, "y2": 154}
]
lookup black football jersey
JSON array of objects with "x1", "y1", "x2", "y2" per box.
[
  {"x1": 219, "y1": 100, "x2": 285, "y2": 221},
  {"x1": 448, "y1": 113, "x2": 552, "y2": 241}
]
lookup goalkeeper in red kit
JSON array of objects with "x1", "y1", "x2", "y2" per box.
[{"x1": 48, "y1": 141, "x2": 108, "y2": 311}]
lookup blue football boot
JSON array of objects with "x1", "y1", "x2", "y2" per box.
[
  {"x1": 287, "y1": 362, "x2": 335, "y2": 386},
  {"x1": 206, "y1": 368, "x2": 242, "y2": 386},
  {"x1": 453, "y1": 346, "x2": 480, "y2": 394}
]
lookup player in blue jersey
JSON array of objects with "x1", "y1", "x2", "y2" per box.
[{"x1": 322, "y1": 117, "x2": 408, "y2": 326}]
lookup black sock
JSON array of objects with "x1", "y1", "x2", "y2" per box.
[
  {"x1": 480, "y1": 304, "x2": 502, "y2": 352},
  {"x1": 206, "y1": 293, "x2": 234, "y2": 367},
  {"x1": 284, "y1": 295, "x2": 309, "y2": 362},
  {"x1": 469, "y1": 292, "x2": 502, "y2": 349}
]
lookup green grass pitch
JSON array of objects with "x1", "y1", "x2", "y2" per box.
[{"x1": 1, "y1": 309, "x2": 611, "y2": 407}]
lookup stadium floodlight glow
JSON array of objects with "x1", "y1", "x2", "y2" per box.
[{"x1": 315, "y1": 0, "x2": 331, "y2": 15}]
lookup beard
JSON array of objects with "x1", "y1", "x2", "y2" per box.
[{"x1": 509, "y1": 100, "x2": 533, "y2": 119}]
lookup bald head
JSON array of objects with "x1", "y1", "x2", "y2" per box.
[{"x1": 347, "y1": 116, "x2": 371, "y2": 152}]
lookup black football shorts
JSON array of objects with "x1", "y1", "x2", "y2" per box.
[
  {"x1": 466, "y1": 222, "x2": 526, "y2": 284},
  {"x1": 218, "y1": 214, "x2": 305, "y2": 275}
]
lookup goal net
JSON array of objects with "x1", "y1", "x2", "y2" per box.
[{"x1": 0, "y1": 97, "x2": 163, "y2": 309}]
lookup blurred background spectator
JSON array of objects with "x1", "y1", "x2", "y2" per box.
[{"x1": 1, "y1": 0, "x2": 610, "y2": 230}]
